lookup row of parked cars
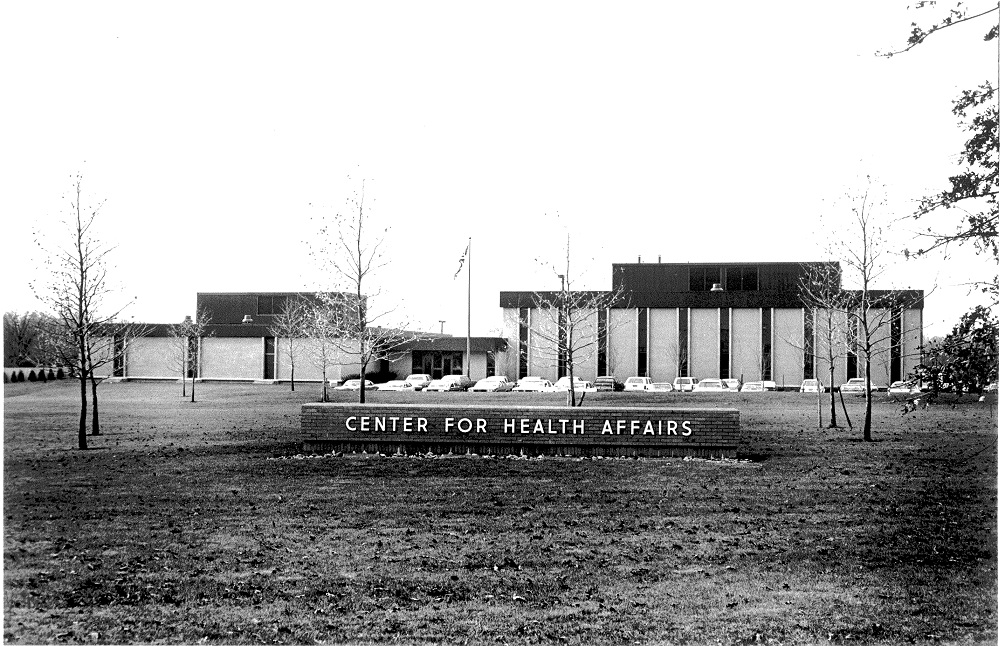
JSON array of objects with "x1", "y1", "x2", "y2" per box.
[{"x1": 333, "y1": 374, "x2": 926, "y2": 394}]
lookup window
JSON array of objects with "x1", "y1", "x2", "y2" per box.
[
  {"x1": 597, "y1": 309, "x2": 608, "y2": 376},
  {"x1": 487, "y1": 351, "x2": 496, "y2": 377},
  {"x1": 803, "y1": 309, "x2": 814, "y2": 379},
  {"x1": 719, "y1": 308, "x2": 730, "y2": 379},
  {"x1": 689, "y1": 266, "x2": 723, "y2": 292},
  {"x1": 761, "y1": 308, "x2": 772, "y2": 381},
  {"x1": 264, "y1": 336, "x2": 276, "y2": 380},
  {"x1": 557, "y1": 306, "x2": 567, "y2": 379},
  {"x1": 847, "y1": 314, "x2": 858, "y2": 379},
  {"x1": 890, "y1": 306, "x2": 902, "y2": 383},
  {"x1": 678, "y1": 308, "x2": 689, "y2": 376},
  {"x1": 518, "y1": 307, "x2": 530, "y2": 379},
  {"x1": 637, "y1": 308, "x2": 648, "y2": 376}
]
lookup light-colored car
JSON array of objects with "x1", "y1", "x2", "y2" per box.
[
  {"x1": 377, "y1": 380, "x2": 412, "y2": 392},
  {"x1": 471, "y1": 376, "x2": 514, "y2": 392},
  {"x1": 723, "y1": 379, "x2": 741, "y2": 392},
  {"x1": 512, "y1": 377, "x2": 553, "y2": 392},
  {"x1": 404, "y1": 374, "x2": 433, "y2": 390},
  {"x1": 425, "y1": 375, "x2": 474, "y2": 392},
  {"x1": 695, "y1": 378, "x2": 730, "y2": 392},
  {"x1": 624, "y1": 376, "x2": 655, "y2": 392},
  {"x1": 800, "y1": 379, "x2": 823, "y2": 393},
  {"x1": 336, "y1": 379, "x2": 377, "y2": 391},
  {"x1": 673, "y1": 377, "x2": 699, "y2": 392},
  {"x1": 889, "y1": 380, "x2": 921, "y2": 395},
  {"x1": 651, "y1": 382, "x2": 675, "y2": 392},
  {"x1": 551, "y1": 376, "x2": 595, "y2": 392},
  {"x1": 840, "y1": 378, "x2": 877, "y2": 393},
  {"x1": 762, "y1": 380, "x2": 778, "y2": 391},
  {"x1": 741, "y1": 381, "x2": 766, "y2": 392}
]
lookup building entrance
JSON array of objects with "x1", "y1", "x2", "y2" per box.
[{"x1": 413, "y1": 351, "x2": 463, "y2": 379}]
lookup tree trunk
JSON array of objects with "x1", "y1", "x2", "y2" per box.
[
  {"x1": 863, "y1": 361, "x2": 873, "y2": 442},
  {"x1": 78, "y1": 369, "x2": 88, "y2": 450},
  {"x1": 828, "y1": 365, "x2": 838, "y2": 428},
  {"x1": 89, "y1": 373, "x2": 101, "y2": 436},
  {"x1": 358, "y1": 356, "x2": 366, "y2": 404},
  {"x1": 839, "y1": 387, "x2": 853, "y2": 431},
  {"x1": 290, "y1": 361, "x2": 296, "y2": 392}
]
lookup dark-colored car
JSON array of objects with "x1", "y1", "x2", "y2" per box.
[{"x1": 594, "y1": 375, "x2": 625, "y2": 392}]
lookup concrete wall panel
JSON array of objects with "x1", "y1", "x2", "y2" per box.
[
  {"x1": 730, "y1": 309, "x2": 761, "y2": 383},
  {"x1": 772, "y1": 309, "x2": 803, "y2": 389},
  {"x1": 202, "y1": 337, "x2": 262, "y2": 379},
  {"x1": 689, "y1": 308, "x2": 718, "y2": 380},
  {"x1": 607, "y1": 309, "x2": 636, "y2": 380},
  {"x1": 648, "y1": 308, "x2": 678, "y2": 382}
]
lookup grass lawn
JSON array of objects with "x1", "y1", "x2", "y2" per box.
[{"x1": 3, "y1": 380, "x2": 997, "y2": 644}]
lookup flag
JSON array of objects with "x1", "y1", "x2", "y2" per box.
[{"x1": 453, "y1": 242, "x2": 469, "y2": 279}]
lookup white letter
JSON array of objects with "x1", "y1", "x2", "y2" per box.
[
  {"x1": 573, "y1": 420, "x2": 584, "y2": 434},
  {"x1": 374, "y1": 417, "x2": 385, "y2": 432},
  {"x1": 681, "y1": 421, "x2": 692, "y2": 436},
  {"x1": 457, "y1": 418, "x2": 472, "y2": 433},
  {"x1": 445, "y1": 417, "x2": 454, "y2": 432},
  {"x1": 418, "y1": 418, "x2": 428, "y2": 433},
  {"x1": 345, "y1": 416, "x2": 357, "y2": 432},
  {"x1": 476, "y1": 418, "x2": 487, "y2": 433},
  {"x1": 504, "y1": 419, "x2": 515, "y2": 433},
  {"x1": 602, "y1": 420, "x2": 613, "y2": 435}
]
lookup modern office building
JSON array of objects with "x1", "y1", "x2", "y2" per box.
[{"x1": 499, "y1": 261, "x2": 923, "y2": 389}]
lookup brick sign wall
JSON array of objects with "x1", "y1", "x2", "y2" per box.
[{"x1": 302, "y1": 403, "x2": 740, "y2": 458}]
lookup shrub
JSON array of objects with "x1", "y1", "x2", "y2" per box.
[
  {"x1": 3, "y1": 372, "x2": 8, "y2": 383},
  {"x1": 16, "y1": 370, "x2": 25, "y2": 382},
  {"x1": 56, "y1": 367, "x2": 65, "y2": 380},
  {"x1": 48, "y1": 368, "x2": 56, "y2": 380},
  {"x1": 38, "y1": 369, "x2": 47, "y2": 383},
  {"x1": 27, "y1": 370, "x2": 37, "y2": 382}
]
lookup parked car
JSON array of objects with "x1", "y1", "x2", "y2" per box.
[
  {"x1": 673, "y1": 377, "x2": 699, "y2": 392},
  {"x1": 471, "y1": 376, "x2": 515, "y2": 392},
  {"x1": 512, "y1": 377, "x2": 554, "y2": 392},
  {"x1": 889, "y1": 380, "x2": 921, "y2": 395},
  {"x1": 800, "y1": 379, "x2": 823, "y2": 393},
  {"x1": 594, "y1": 375, "x2": 625, "y2": 392},
  {"x1": 404, "y1": 374, "x2": 433, "y2": 390},
  {"x1": 741, "y1": 381, "x2": 766, "y2": 392},
  {"x1": 624, "y1": 376, "x2": 655, "y2": 392},
  {"x1": 762, "y1": 380, "x2": 777, "y2": 391},
  {"x1": 426, "y1": 375, "x2": 474, "y2": 392},
  {"x1": 551, "y1": 376, "x2": 594, "y2": 392},
  {"x1": 336, "y1": 378, "x2": 377, "y2": 391},
  {"x1": 377, "y1": 380, "x2": 412, "y2": 392},
  {"x1": 840, "y1": 378, "x2": 877, "y2": 393},
  {"x1": 695, "y1": 378, "x2": 730, "y2": 392},
  {"x1": 723, "y1": 378, "x2": 741, "y2": 392},
  {"x1": 651, "y1": 382, "x2": 675, "y2": 392}
]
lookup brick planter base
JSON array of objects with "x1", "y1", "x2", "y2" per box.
[{"x1": 302, "y1": 403, "x2": 740, "y2": 458}]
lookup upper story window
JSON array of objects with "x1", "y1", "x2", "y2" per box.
[
  {"x1": 689, "y1": 265, "x2": 723, "y2": 292},
  {"x1": 725, "y1": 266, "x2": 758, "y2": 291},
  {"x1": 257, "y1": 295, "x2": 288, "y2": 316}
]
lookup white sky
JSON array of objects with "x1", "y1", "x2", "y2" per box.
[{"x1": 2, "y1": 2, "x2": 998, "y2": 338}]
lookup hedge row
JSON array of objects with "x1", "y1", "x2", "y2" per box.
[{"x1": 3, "y1": 367, "x2": 67, "y2": 384}]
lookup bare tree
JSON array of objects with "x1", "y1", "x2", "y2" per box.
[
  {"x1": 837, "y1": 177, "x2": 925, "y2": 441},
  {"x1": 168, "y1": 309, "x2": 212, "y2": 403},
  {"x1": 799, "y1": 261, "x2": 852, "y2": 429},
  {"x1": 269, "y1": 296, "x2": 309, "y2": 392},
  {"x1": 31, "y1": 175, "x2": 132, "y2": 449},
  {"x1": 527, "y1": 234, "x2": 628, "y2": 406},
  {"x1": 304, "y1": 295, "x2": 344, "y2": 403},
  {"x1": 308, "y1": 180, "x2": 418, "y2": 404}
]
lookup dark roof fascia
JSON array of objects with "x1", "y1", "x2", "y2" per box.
[{"x1": 502, "y1": 289, "x2": 923, "y2": 310}]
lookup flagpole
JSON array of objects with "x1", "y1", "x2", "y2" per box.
[{"x1": 466, "y1": 236, "x2": 472, "y2": 377}]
